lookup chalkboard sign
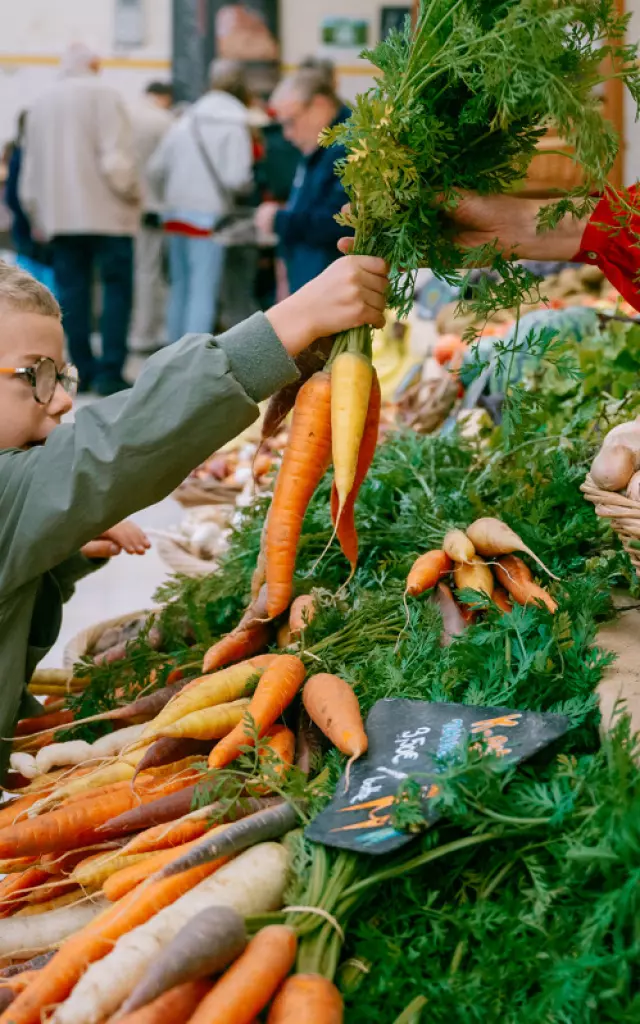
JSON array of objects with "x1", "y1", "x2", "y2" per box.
[{"x1": 306, "y1": 699, "x2": 569, "y2": 855}]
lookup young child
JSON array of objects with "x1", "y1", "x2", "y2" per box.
[{"x1": 0, "y1": 254, "x2": 388, "y2": 781}]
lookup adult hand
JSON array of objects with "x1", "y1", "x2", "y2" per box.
[
  {"x1": 266, "y1": 255, "x2": 388, "y2": 357},
  {"x1": 337, "y1": 193, "x2": 588, "y2": 262},
  {"x1": 255, "y1": 202, "x2": 280, "y2": 237}
]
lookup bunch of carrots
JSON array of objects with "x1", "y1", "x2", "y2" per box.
[
  {"x1": 0, "y1": 610, "x2": 370, "y2": 1023},
  {"x1": 404, "y1": 516, "x2": 558, "y2": 642}
]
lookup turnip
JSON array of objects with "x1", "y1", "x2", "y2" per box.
[
  {"x1": 443, "y1": 529, "x2": 475, "y2": 564},
  {"x1": 466, "y1": 517, "x2": 559, "y2": 580},
  {"x1": 590, "y1": 445, "x2": 636, "y2": 492}
]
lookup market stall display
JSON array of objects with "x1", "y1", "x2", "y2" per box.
[{"x1": 2, "y1": 3, "x2": 640, "y2": 1022}]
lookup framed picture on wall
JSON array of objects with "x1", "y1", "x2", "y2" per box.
[{"x1": 380, "y1": 6, "x2": 411, "y2": 40}]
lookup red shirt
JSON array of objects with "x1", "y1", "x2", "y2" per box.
[{"x1": 574, "y1": 187, "x2": 640, "y2": 312}]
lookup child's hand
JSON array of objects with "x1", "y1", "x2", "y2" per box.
[
  {"x1": 103, "y1": 520, "x2": 151, "y2": 555},
  {"x1": 266, "y1": 255, "x2": 388, "y2": 357},
  {"x1": 81, "y1": 538, "x2": 122, "y2": 560}
]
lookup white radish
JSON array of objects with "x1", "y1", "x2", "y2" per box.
[
  {"x1": 590, "y1": 445, "x2": 636, "y2": 492},
  {"x1": 90, "y1": 724, "x2": 146, "y2": 759},
  {"x1": 35, "y1": 741, "x2": 93, "y2": 776},
  {"x1": 466, "y1": 517, "x2": 559, "y2": 580},
  {"x1": 443, "y1": 529, "x2": 475, "y2": 563},
  {"x1": 52, "y1": 842, "x2": 290, "y2": 1024},
  {"x1": 0, "y1": 897, "x2": 107, "y2": 958},
  {"x1": 10, "y1": 752, "x2": 38, "y2": 779}
]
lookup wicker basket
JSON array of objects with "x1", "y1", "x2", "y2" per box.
[
  {"x1": 155, "y1": 536, "x2": 220, "y2": 577},
  {"x1": 63, "y1": 610, "x2": 155, "y2": 670},
  {"x1": 581, "y1": 474, "x2": 640, "y2": 577},
  {"x1": 173, "y1": 478, "x2": 243, "y2": 508}
]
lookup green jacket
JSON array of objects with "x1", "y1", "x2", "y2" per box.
[{"x1": 0, "y1": 314, "x2": 297, "y2": 783}]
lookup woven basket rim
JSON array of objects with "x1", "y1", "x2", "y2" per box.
[
  {"x1": 156, "y1": 536, "x2": 219, "y2": 577},
  {"x1": 582, "y1": 473, "x2": 640, "y2": 572},
  {"x1": 63, "y1": 609, "x2": 155, "y2": 670}
]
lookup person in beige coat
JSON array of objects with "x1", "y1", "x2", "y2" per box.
[
  {"x1": 20, "y1": 43, "x2": 141, "y2": 395},
  {"x1": 128, "y1": 82, "x2": 173, "y2": 354}
]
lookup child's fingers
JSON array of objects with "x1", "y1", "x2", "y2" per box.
[{"x1": 338, "y1": 236, "x2": 354, "y2": 254}]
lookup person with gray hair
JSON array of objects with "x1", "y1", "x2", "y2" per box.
[
  {"x1": 254, "y1": 67, "x2": 352, "y2": 293},
  {"x1": 19, "y1": 43, "x2": 140, "y2": 394},
  {"x1": 147, "y1": 59, "x2": 254, "y2": 341}
]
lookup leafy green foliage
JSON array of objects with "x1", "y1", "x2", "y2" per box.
[{"x1": 324, "y1": 0, "x2": 640, "y2": 316}]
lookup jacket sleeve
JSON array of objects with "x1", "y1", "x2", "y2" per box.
[
  {"x1": 97, "y1": 89, "x2": 142, "y2": 204},
  {"x1": 146, "y1": 125, "x2": 174, "y2": 202},
  {"x1": 5, "y1": 148, "x2": 21, "y2": 216},
  {"x1": 274, "y1": 169, "x2": 351, "y2": 249},
  {"x1": 0, "y1": 314, "x2": 297, "y2": 594},
  {"x1": 17, "y1": 123, "x2": 36, "y2": 223},
  {"x1": 573, "y1": 186, "x2": 640, "y2": 312}
]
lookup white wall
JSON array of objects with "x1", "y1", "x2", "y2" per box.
[
  {"x1": 0, "y1": 0, "x2": 171, "y2": 145},
  {"x1": 280, "y1": 0, "x2": 410, "y2": 102}
]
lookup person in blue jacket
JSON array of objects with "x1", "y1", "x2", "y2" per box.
[{"x1": 254, "y1": 68, "x2": 353, "y2": 294}]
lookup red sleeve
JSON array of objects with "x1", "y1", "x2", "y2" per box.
[{"x1": 573, "y1": 186, "x2": 640, "y2": 312}]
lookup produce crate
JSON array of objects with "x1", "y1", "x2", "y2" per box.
[
  {"x1": 581, "y1": 474, "x2": 640, "y2": 578},
  {"x1": 63, "y1": 610, "x2": 154, "y2": 670}
]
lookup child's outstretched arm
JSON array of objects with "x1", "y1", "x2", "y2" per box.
[{"x1": 0, "y1": 256, "x2": 387, "y2": 593}]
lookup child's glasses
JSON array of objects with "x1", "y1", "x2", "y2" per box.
[{"x1": 0, "y1": 357, "x2": 79, "y2": 404}]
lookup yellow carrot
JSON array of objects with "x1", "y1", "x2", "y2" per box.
[
  {"x1": 156, "y1": 699, "x2": 250, "y2": 742},
  {"x1": 331, "y1": 350, "x2": 373, "y2": 518}
]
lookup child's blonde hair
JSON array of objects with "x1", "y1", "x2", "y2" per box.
[{"x1": 0, "y1": 261, "x2": 61, "y2": 319}]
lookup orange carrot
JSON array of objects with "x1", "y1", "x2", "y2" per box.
[
  {"x1": 289, "y1": 594, "x2": 316, "y2": 636},
  {"x1": 495, "y1": 555, "x2": 558, "y2": 614},
  {"x1": 0, "y1": 773, "x2": 199, "y2": 859},
  {"x1": 122, "y1": 817, "x2": 210, "y2": 857},
  {"x1": 0, "y1": 868, "x2": 50, "y2": 918},
  {"x1": 0, "y1": 792, "x2": 43, "y2": 829},
  {"x1": 15, "y1": 710, "x2": 74, "y2": 737},
  {"x1": 330, "y1": 369, "x2": 381, "y2": 573},
  {"x1": 266, "y1": 371, "x2": 333, "y2": 618},
  {"x1": 492, "y1": 587, "x2": 513, "y2": 614},
  {"x1": 406, "y1": 550, "x2": 452, "y2": 596},
  {"x1": 208, "y1": 655, "x2": 305, "y2": 770},
  {"x1": 302, "y1": 673, "x2": 367, "y2": 787},
  {"x1": 255, "y1": 726, "x2": 296, "y2": 793},
  {"x1": 103, "y1": 835, "x2": 228, "y2": 902},
  {"x1": 267, "y1": 974, "x2": 344, "y2": 1023},
  {"x1": 2, "y1": 860, "x2": 227, "y2": 1024},
  {"x1": 202, "y1": 623, "x2": 270, "y2": 675},
  {"x1": 116, "y1": 980, "x2": 212, "y2": 1024},
  {"x1": 186, "y1": 925, "x2": 297, "y2": 1024}
]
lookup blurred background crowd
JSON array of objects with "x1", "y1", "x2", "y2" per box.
[{"x1": 0, "y1": 1, "x2": 371, "y2": 396}]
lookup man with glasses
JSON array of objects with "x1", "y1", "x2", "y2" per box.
[{"x1": 254, "y1": 68, "x2": 353, "y2": 294}]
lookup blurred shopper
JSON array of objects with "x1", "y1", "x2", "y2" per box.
[
  {"x1": 20, "y1": 43, "x2": 140, "y2": 395},
  {"x1": 299, "y1": 56, "x2": 337, "y2": 92},
  {"x1": 255, "y1": 68, "x2": 352, "y2": 293},
  {"x1": 4, "y1": 111, "x2": 56, "y2": 293},
  {"x1": 128, "y1": 82, "x2": 174, "y2": 353},
  {"x1": 148, "y1": 60, "x2": 253, "y2": 341}
]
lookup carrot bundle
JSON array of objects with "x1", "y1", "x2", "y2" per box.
[
  {"x1": 208, "y1": 655, "x2": 305, "y2": 770},
  {"x1": 266, "y1": 371, "x2": 333, "y2": 618}
]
